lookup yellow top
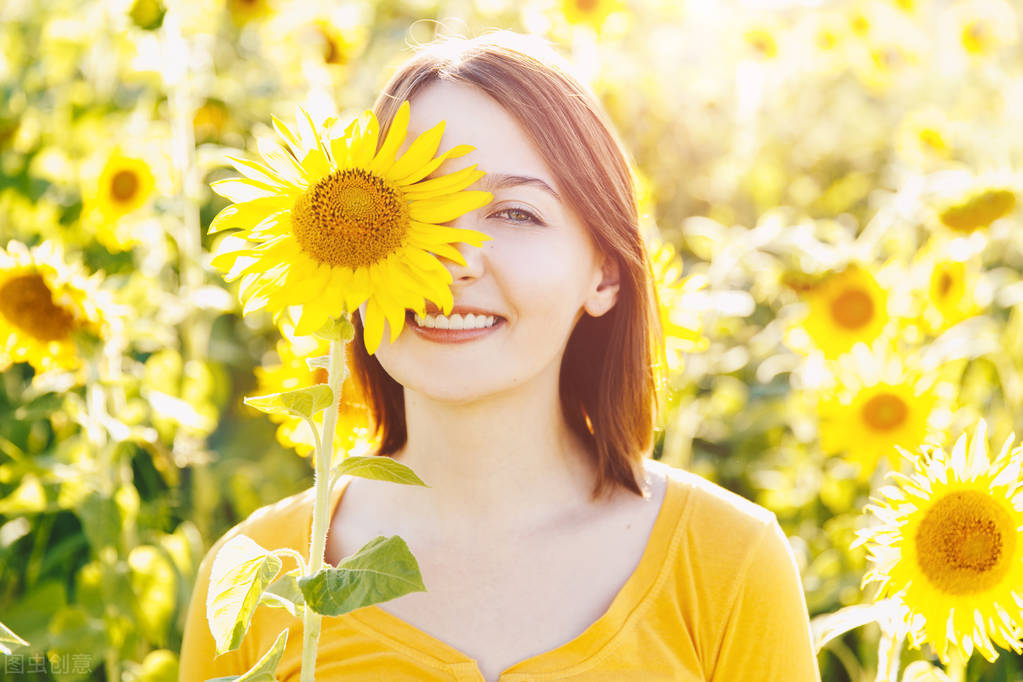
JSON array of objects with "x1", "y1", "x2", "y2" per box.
[{"x1": 179, "y1": 459, "x2": 821, "y2": 681}]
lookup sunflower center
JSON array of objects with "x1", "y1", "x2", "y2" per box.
[
  {"x1": 936, "y1": 270, "x2": 954, "y2": 299},
  {"x1": 575, "y1": 0, "x2": 599, "y2": 10},
  {"x1": 0, "y1": 273, "x2": 78, "y2": 342},
  {"x1": 830, "y1": 288, "x2": 875, "y2": 329},
  {"x1": 861, "y1": 393, "x2": 908, "y2": 431},
  {"x1": 915, "y1": 490, "x2": 1015, "y2": 595},
  {"x1": 110, "y1": 170, "x2": 140, "y2": 203},
  {"x1": 291, "y1": 168, "x2": 408, "y2": 268}
]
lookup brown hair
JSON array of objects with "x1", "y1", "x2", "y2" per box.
[{"x1": 349, "y1": 29, "x2": 666, "y2": 501}]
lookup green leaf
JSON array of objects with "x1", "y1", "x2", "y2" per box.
[
  {"x1": 77, "y1": 491, "x2": 121, "y2": 551},
  {"x1": 243, "y1": 385, "x2": 334, "y2": 420},
  {"x1": 207, "y1": 535, "x2": 283, "y2": 655},
  {"x1": 304, "y1": 354, "x2": 329, "y2": 371},
  {"x1": 260, "y1": 569, "x2": 305, "y2": 618},
  {"x1": 204, "y1": 629, "x2": 287, "y2": 682},
  {"x1": 298, "y1": 536, "x2": 425, "y2": 617},
  {"x1": 330, "y1": 456, "x2": 428, "y2": 487},
  {"x1": 0, "y1": 620, "x2": 28, "y2": 654},
  {"x1": 313, "y1": 316, "x2": 354, "y2": 342}
]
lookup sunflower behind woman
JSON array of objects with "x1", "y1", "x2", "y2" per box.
[
  {"x1": 207, "y1": 101, "x2": 493, "y2": 354},
  {"x1": 253, "y1": 334, "x2": 376, "y2": 462},
  {"x1": 0, "y1": 240, "x2": 112, "y2": 377},
  {"x1": 856, "y1": 421, "x2": 1023, "y2": 664}
]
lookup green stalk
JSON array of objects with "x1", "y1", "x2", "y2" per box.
[{"x1": 300, "y1": 336, "x2": 348, "y2": 681}]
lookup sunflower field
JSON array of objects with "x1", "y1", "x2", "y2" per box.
[{"x1": 4, "y1": 0, "x2": 1023, "y2": 680}]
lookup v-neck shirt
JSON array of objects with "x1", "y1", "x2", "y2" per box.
[{"x1": 179, "y1": 459, "x2": 820, "y2": 681}]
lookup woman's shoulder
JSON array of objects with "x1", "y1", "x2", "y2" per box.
[
  {"x1": 652, "y1": 459, "x2": 785, "y2": 575},
  {"x1": 198, "y1": 484, "x2": 319, "y2": 570},
  {"x1": 654, "y1": 458, "x2": 777, "y2": 531}
]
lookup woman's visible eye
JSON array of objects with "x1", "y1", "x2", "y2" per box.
[{"x1": 492, "y1": 207, "x2": 543, "y2": 225}]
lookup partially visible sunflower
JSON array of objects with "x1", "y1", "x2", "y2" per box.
[
  {"x1": 817, "y1": 344, "x2": 942, "y2": 479},
  {"x1": 207, "y1": 101, "x2": 493, "y2": 354},
  {"x1": 0, "y1": 240, "x2": 111, "y2": 376},
  {"x1": 253, "y1": 334, "x2": 376, "y2": 462},
  {"x1": 559, "y1": 0, "x2": 622, "y2": 31},
  {"x1": 792, "y1": 264, "x2": 889, "y2": 359},
  {"x1": 953, "y1": 0, "x2": 1017, "y2": 56},
  {"x1": 895, "y1": 108, "x2": 953, "y2": 167},
  {"x1": 855, "y1": 421, "x2": 1023, "y2": 663},
  {"x1": 938, "y1": 186, "x2": 1017, "y2": 233},
  {"x1": 646, "y1": 234, "x2": 709, "y2": 377}
]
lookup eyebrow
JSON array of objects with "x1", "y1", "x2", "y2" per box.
[{"x1": 479, "y1": 173, "x2": 561, "y2": 201}]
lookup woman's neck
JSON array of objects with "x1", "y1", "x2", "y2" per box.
[{"x1": 387, "y1": 372, "x2": 602, "y2": 540}]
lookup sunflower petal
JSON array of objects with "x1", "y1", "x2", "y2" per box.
[
  {"x1": 370, "y1": 100, "x2": 410, "y2": 176},
  {"x1": 405, "y1": 235, "x2": 469, "y2": 267},
  {"x1": 272, "y1": 115, "x2": 305, "y2": 159},
  {"x1": 408, "y1": 191, "x2": 493, "y2": 224},
  {"x1": 350, "y1": 112, "x2": 379, "y2": 168},
  {"x1": 344, "y1": 266, "x2": 371, "y2": 313},
  {"x1": 294, "y1": 302, "x2": 330, "y2": 337},
  {"x1": 211, "y1": 178, "x2": 280, "y2": 203},
  {"x1": 396, "y1": 145, "x2": 475, "y2": 187},
  {"x1": 225, "y1": 154, "x2": 288, "y2": 188},
  {"x1": 387, "y1": 120, "x2": 445, "y2": 183},
  {"x1": 362, "y1": 296, "x2": 386, "y2": 355},
  {"x1": 208, "y1": 197, "x2": 289, "y2": 235},
  {"x1": 402, "y1": 165, "x2": 484, "y2": 200},
  {"x1": 256, "y1": 137, "x2": 306, "y2": 186}
]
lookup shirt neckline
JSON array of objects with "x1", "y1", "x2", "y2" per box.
[{"x1": 310, "y1": 458, "x2": 688, "y2": 679}]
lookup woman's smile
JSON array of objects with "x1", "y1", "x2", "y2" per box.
[{"x1": 405, "y1": 308, "x2": 507, "y2": 344}]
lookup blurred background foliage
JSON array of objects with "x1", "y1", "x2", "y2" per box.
[{"x1": 2, "y1": 0, "x2": 1023, "y2": 679}]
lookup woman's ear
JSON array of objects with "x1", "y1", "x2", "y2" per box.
[{"x1": 584, "y1": 256, "x2": 620, "y2": 318}]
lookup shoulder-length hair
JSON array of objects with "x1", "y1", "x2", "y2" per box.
[{"x1": 348, "y1": 29, "x2": 666, "y2": 501}]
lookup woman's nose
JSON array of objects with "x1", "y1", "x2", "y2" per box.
[
  {"x1": 437, "y1": 215, "x2": 488, "y2": 282},
  {"x1": 441, "y1": 239, "x2": 485, "y2": 282}
]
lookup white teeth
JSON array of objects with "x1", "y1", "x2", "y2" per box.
[{"x1": 413, "y1": 312, "x2": 499, "y2": 330}]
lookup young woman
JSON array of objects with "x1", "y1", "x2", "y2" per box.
[{"x1": 181, "y1": 30, "x2": 820, "y2": 682}]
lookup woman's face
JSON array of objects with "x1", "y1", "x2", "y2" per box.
[{"x1": 363, "y1": 80, "x2": 616, "y2": 402}]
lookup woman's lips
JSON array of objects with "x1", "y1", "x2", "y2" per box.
[{"x1": 405, "y1": 310, "x2": 505, "y2": 344}]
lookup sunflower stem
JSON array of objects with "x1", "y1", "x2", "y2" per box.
[{"x1": 300, "y1": 333, "x2": 348, "y2": 682}]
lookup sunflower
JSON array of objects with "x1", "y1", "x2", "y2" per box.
[
  {"x1": 207, "y1": 101, "x2": 493, "y2": 354},
  {"x1": 0, "y1": 240, "x2": 110, "y2": 376},
  {"x1": 744, "y1": 25, "x2": 779, "y2": 60},
  {"x1": 855, "y1": 421, "x2": 1023, "y2": 663},
  {"x1": 924, "y1": 259, "x2": 980, "y2": 332},
  {"x1": 253, "y1": 334, "x2": 376, "y2": 462},
  {"x1": 817, "y1": 345, "x2": 941, "y2": 479},
  {"x1": 83, "y1": 150, "x2": 157, "y2": 252},
  {"x1": 795, "y1": 264, "x2": 888, "y2": 359}
]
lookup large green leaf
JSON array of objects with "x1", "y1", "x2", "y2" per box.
[
  {"x1": 205, "y1": 628, "x2": 288, "y2": 682},
  {"x1": 298, "y1": 536, "x2": 425, "y2": 617},
  {"x1": 330, "y1": 456, "x2": 428, "y2": 487},
  {"x1": 0, "y1": 620, "x2": 28, "y2": 654},
  {"x1": 242, "y1": 385, "x2": 333, "y2": 420},
  {"x1": 207, "y1": 535, "x2": 282, "y2": 655}
]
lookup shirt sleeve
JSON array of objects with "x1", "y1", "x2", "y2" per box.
[
  {"x1": 178, "y1": 532, "x2": 249, "y2": 681},
  {"x1": 708, "y1": 518, "x2": 821, "y2": 682}
]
